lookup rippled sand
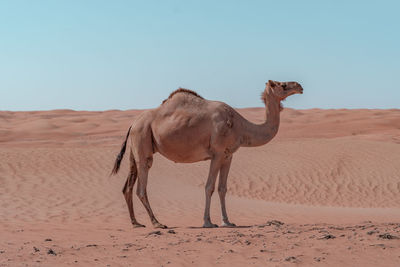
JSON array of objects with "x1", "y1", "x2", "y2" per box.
[{"x1": 1, "y1": 108, "x2": 399, "y2": 266}]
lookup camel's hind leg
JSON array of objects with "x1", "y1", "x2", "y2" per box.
[
  {"x1": 136, "y1": 156, "x2": 167, "y2": 229},
  {"x1": 131, "y1": 120, "x2": 166, "y2": 229},
  {"x1": 122, "y1": 151, "x2": 145, "y2": 228}
]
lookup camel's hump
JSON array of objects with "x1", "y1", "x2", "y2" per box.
[{"x1": 162, "y1": 88, "x2": 203, "y2": 104}]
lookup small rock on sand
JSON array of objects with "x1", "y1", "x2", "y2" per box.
[
  {"x1": 285, "y1": 256, "x2": 297, "y2": 262},
  {"x1": 264, "y1": 220, "x2": 285, "y2": 227},
  {"x1": 378, "y1": 233, "x2": 399, "y2": 240},
  {"x1": 147, "y1": 231, "x2": 162, "y2": 236},
  {"x1": 318, "y1": 234, "x2": 336, "y2": 240},
  {"x1": 47, "y1": 249, "x2": 56, "y2": 255},
  {"x1": 367, "y1": 230, "x2": 379, "y2": 235}
]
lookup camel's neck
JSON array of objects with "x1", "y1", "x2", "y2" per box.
[{"x1": 240, "y1": 91, "x2": 281, "y2": 147}]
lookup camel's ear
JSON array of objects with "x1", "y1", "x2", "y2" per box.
[{"x1": 268, "y1": 80, "x2": 276, "y2": 88}]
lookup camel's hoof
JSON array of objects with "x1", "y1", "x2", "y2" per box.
[
  {"x1": 132, "y1": 223, "x2": 146, "y2": 228},
  {"x1": 221, "y1": 222, "x2": 236, "y2": 228},
  {"x1": 203, "y1": 222, "x2": 219, "y2": 228},
  {"x1": 153, "y1": 222, "x2": 168, "y2": 229}
]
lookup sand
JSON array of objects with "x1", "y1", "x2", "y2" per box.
[{"x1": 1, "y1": 108, "x2": 399, "y2": 266}]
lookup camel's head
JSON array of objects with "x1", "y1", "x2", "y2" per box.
[{"x1": 266, "y1": 80, "x2": 303, "y2": 101}]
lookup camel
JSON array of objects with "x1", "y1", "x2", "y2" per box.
[{"x1": 111, "y1": 80, "x2": 303, "y2": 228}]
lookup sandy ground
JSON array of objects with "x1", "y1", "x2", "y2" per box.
[{"x1": 1, "y1": 108, "x2": 400, "y2": 266}]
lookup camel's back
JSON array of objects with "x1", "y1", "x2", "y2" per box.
[
  {"x1": 159, "y1": 90, "x2": 208, "y2": 114},
  {"x1": 150, "y1": 91, "x2": 227, "y2": 163}
]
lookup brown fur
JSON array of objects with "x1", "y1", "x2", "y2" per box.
[
  {"x1": 261, "y1": 90, "x2": 284, "y2": 112},
  {"x1": 162, "y1": 88, "x2": 203, "y2": 104}
]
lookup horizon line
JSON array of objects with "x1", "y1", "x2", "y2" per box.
[{"x1": 1, "y1": 107, "x2": 399, "y2": 113}]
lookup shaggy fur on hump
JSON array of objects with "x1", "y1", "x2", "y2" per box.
[{"x1": 162, "y1": 88, "x2": 203, "y2": 104}]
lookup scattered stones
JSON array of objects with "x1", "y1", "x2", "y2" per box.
[
  {"x1": 47, "y1": 249, "x2": 56, "y2": 256},
  {"x1": 266, "y1": 220, "x2": 285, "y2": 227},
  {"x1": 367, "y1": 230, "x2": 379, "y2": 235},
  {"x1": 147, "y1": 231, "x2": 162, "y2": 236},
  {"x1": 285, "y1": 256, "x2": 297, "y2": 263},
  {"x1": 314, "y1": 257, "x2": 325, "y2": 262},
  {"x1": 125, "y1": 243, "x2": 134, "y2": 248},
  {"x1": 6, "y1": 221, "x2": 400, "y2": 265},
  {"x1": 378, "y1": 233, "x2": 399, "y2": 240},
  {"x1": 318, "y1": 234, "x2": 336, "y2": 240}
]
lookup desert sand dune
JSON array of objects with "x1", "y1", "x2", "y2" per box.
[{"x1": 1, "y1": 108, "x2": 400, "y2": 266}]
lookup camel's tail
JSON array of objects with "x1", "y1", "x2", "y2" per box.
[{"x1": 110, "y1": 126, "x2": 132, "y2": 176}]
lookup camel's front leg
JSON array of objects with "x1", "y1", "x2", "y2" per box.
[
  {"x1": 203, "y1": 156, "x2": 222, "y2": 228},
  {"x1": 218, "y1": 156, "x2": 236, "y2": 227}
]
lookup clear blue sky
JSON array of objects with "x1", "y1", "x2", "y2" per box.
[{"x1": 1, "y1": 0, "x2": 399, "y2": 110}]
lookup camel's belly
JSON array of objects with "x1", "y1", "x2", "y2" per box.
[
  {"x1": 152, "y1": 124, "x2": 212, "y2": 163},
  {"x1": 154, "y1": 135, "x2": 211, "y2": 163},
  {"x1": 157, "y1": 147, "x2": 211, "y2": 163}
]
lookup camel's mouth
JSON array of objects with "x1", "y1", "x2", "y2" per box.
[
  {"x1": 284, "y1": 84, "x2": 303, "y2": 95},
  {"x1": 294, "y1": 86, "x2": 303, "y2": 95},
  {"x1": 286, "y1": 88, "x2": 303, "y2": 97}
]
